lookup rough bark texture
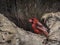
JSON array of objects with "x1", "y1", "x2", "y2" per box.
[
  {"x1": 0, "y1": 0, "x2": 60, "y2": 31},
  {"x1": 0, "y1": 0, "x2": 60, "y2": 45},
  {"x1": 0, "y1": 14, "x2": 46, "y2": 45},
  {"x1": 0, "y1": 12, "x2": 60, "y2": 45},
  {"x1": 41, "y1": 12, "x2": 60, "y2": 45}
]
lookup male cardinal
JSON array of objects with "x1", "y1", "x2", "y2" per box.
[{"x1": 29, "y1": 18, "x2": 49, "y2": 37}]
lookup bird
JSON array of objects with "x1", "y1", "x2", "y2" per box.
[{"x1": 28, "y1": 18, "x2": 49, "y2": 37}]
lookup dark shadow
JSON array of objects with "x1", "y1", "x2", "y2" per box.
[{"x1": 0, "y1": 0, "x2": 60, "y2": 33}]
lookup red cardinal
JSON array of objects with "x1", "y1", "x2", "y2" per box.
[{"x1": 29, "y1": 18, "x2": 49, "y2": 37}]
